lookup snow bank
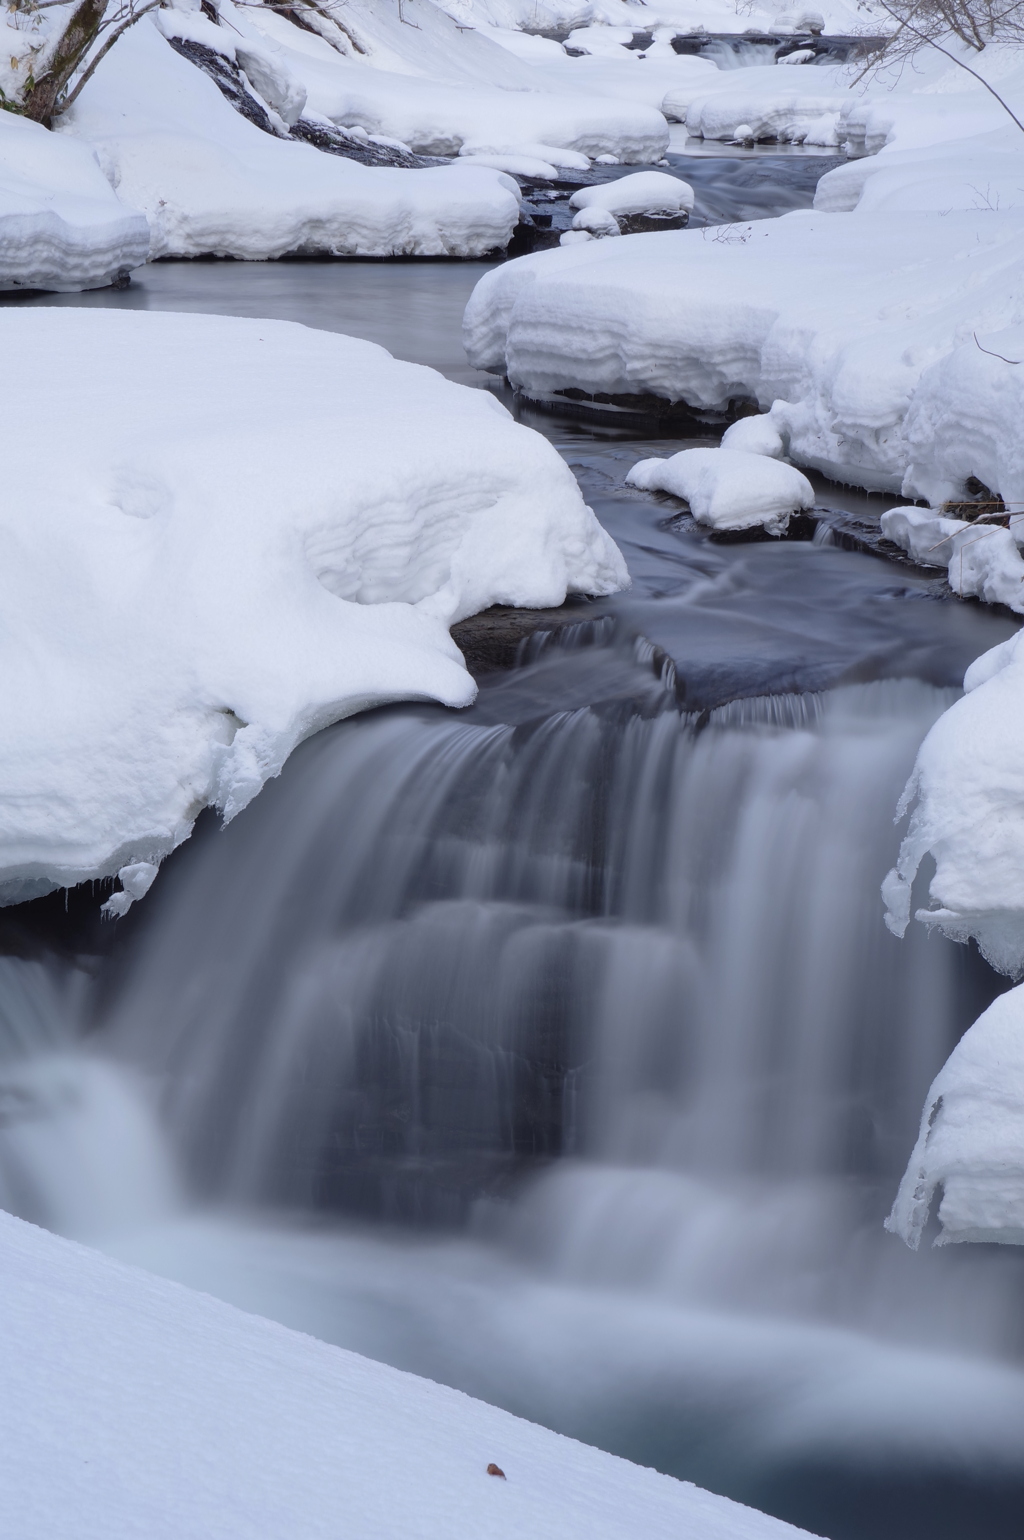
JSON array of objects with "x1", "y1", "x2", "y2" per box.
[
  {"x1": 0, "y1": 307, "x2": 625, "y2": 908},
  {"x1": 668, "y1": 62, "x2": 849, "y2": 144},
  {"x1": 295, "y1": 63, "x2": 669, "y2": 162},
  {"x1": 0, "y1": 108, "x2": 148, "y2": 293},
  {"x1": 881, "y1": 507, "x2": 1024, "y2": 614},
  {"x1": 59, "y1": 19, "x2": 521, "y2": 259},
  {"x1": 626, "y1": 447, "x2": 812, "y2": 534},
  {"x1": 225, "y1": 0, "x2": 669, "y2": 162},
  {"x1": 464, "y1": 209, "x2": 1024, "y2": 496},
  {"x1": 0, "y1": 1207, "x2": 814, "y2": 1540},
  {"x1": 887, "y1": 983, "x2": 1024, "y2": 1247}
]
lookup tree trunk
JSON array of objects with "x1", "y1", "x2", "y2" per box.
[{"x1": 20, "y1": 0, "x2": 109, "y2": 126}]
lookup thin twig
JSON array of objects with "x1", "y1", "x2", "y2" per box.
[
  {"x1": 873, "y1": 0, "x2": 1024, "y2": 135},
  {"x1": 974, "y1": 329, "x2": 1023, "y2": 364}
]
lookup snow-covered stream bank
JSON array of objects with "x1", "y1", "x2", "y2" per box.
[{"x1": 4, "y1": 211, "x2": 1024, "y2": 1539}]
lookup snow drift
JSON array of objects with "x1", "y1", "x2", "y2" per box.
[{"x1": 0, "y1": 307, "x2": 626, "y2": 909}]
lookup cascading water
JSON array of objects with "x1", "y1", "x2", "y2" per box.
[
  {"x1": 4, "y1": 250, "x2": 1024, "y2": 1539},
  {"x1": 3, "y1": 618, "x2": 1024, "y2": 1540}
]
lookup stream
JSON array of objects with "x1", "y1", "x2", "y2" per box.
[{"x1": 4, "y1": 152, "x2": 1024, "y2": 1539}]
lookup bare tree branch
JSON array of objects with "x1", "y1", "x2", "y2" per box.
[{"x1": 870, "y1": 0, "x2": 1024, "y2": 135}]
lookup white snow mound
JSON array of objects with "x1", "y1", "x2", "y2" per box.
[
  {"x1": 626, "y1": 447, "x2": 813, "y2": 535},
  {"x1": 887, "y1": 982, "x2": 1024, "y2": 1248},
  {"x1": 0, "y1": 1206, "x2": 813, "y2": 1539},
  {"x1": 881, "y1": 622, "x2": 1024, "y2": 979},
  {"x1": 0, "y1": 109, "x2": 148, "y2": 293},
  {"x1": 721, "y1": 413, "x2": 787, "y2": 459},
  {"x1": 569, "y1": 170, "x2": 694, "y2": 217},
  {"x1": 0, "y1": 308, "x2": 626, "y2": 909}
]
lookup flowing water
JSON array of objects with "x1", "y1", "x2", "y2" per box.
[{"x1": 4, "y1": 154, "x2": 1024, "y2": 1538}]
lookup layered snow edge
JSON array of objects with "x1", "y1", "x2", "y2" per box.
[{"x1": 0, "y1": 307, "x2": 627, "y2": 910}]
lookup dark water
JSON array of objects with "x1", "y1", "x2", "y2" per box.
[{"x1": 3, "y1": 158, "x2": 1024, "y2": 1540}]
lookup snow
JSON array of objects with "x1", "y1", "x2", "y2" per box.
[
  {"x1": 0, "y1": 307, "x2": 626, "y2": 909},
  {"x1": 626, "y1": 447, "x2": 813, "y2": 534},
  {"x1": 231, "y1": 0, "x2": 669, "y2": 161},
  {"x1": 570, "y1": 169, "x2": 694, "y2": 215},
  {"x1": 570, "y1": 204, "x2": 622, "y2": 236},
  {"x1": 881, "y1": 617, "x2": 1024, "y2": 979},
  {"x1": 887, "y1": 982, "x2": 1024, "y2": 1248},
  {"x1": 531, "y1": 53, "x2": 722, "y2": 116},
  {"x1": 294, "y1": 63, "x2": 669, "y2": 163},
  {"x1": 881, "y1": 507, "x2": 1024, "y2": 614},
  {"x1": 464, "y1": 208, "x2": 1024, "y2": 496},
  {"x1": 665, "y1": 61, "x2": 850, "y2": 145},
  {"x1": 57, "y1": 19, "x2": 522, "y2": 260},
  {"x1": 721, "y1": 413, "x2": 786, "y2": 458},
  {"x1": 0, "y1": 1206, "x2": 816, "y2": 1540},
  {"x1": 0, "y1": 108, "x2": 148, "y2": 293}
]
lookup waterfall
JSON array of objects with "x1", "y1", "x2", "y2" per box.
[{"x1": 2, "y1": 627, "x2": 1023, "y2": 1537}]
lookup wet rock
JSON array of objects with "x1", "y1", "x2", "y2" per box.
[
  {"x1": 290, "y1": 117, "x2": 428, "y2": 169},
  {"x1": 451, "y1": 600, "x2": 599, "y2": 674},
  {"x1": 168, "y1": 39, "x2": 279, "y2": 137},
  {"x1": 617, "y1": 209, "x2": 689, "y2": 235}
]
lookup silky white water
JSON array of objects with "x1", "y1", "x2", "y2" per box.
[{"x1": 3, "y1": 651, "x2": 1023, "y2": 1538}]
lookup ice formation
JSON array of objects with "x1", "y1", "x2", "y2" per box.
[
  {"x1": 626, "y1": 447, "x2": 812, "y2": 535},
  {"x1": 0, "y1": 1206, "x2": 815, "y2": 1539},
  {"x1": 0, "y1": 308, "x2": 626, "y2": 909}
]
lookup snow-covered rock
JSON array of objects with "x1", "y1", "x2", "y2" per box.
[
  {"x1": 626, "y1": 447, "x2": 813, "y2": 535},
  {"x1": 59, "y1": 20, "x2": 521, "y2": 259},
  {"x1": 569, "y1": 169, "x2": 694, "y2": 216},
  {"x1": 0, "y1": 307, "x2": 626, "y2": 909},
  {"x1": 0, "y1": 1205, "x2": 816, "y2": 1540},
  {"x1": 0, "y1": 109, "x2": 148, "y2": 292},
  {"x1": 571, "y1": 204, "x2": 622, "y2": 236},
  {"x1": 887, "y1": 981, "x2": 1024, "y2": 1247}
]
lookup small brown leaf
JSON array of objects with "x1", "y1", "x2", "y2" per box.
[{"x1": 486, "y1": 1463, "x2": 506, "y2": 1479}]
